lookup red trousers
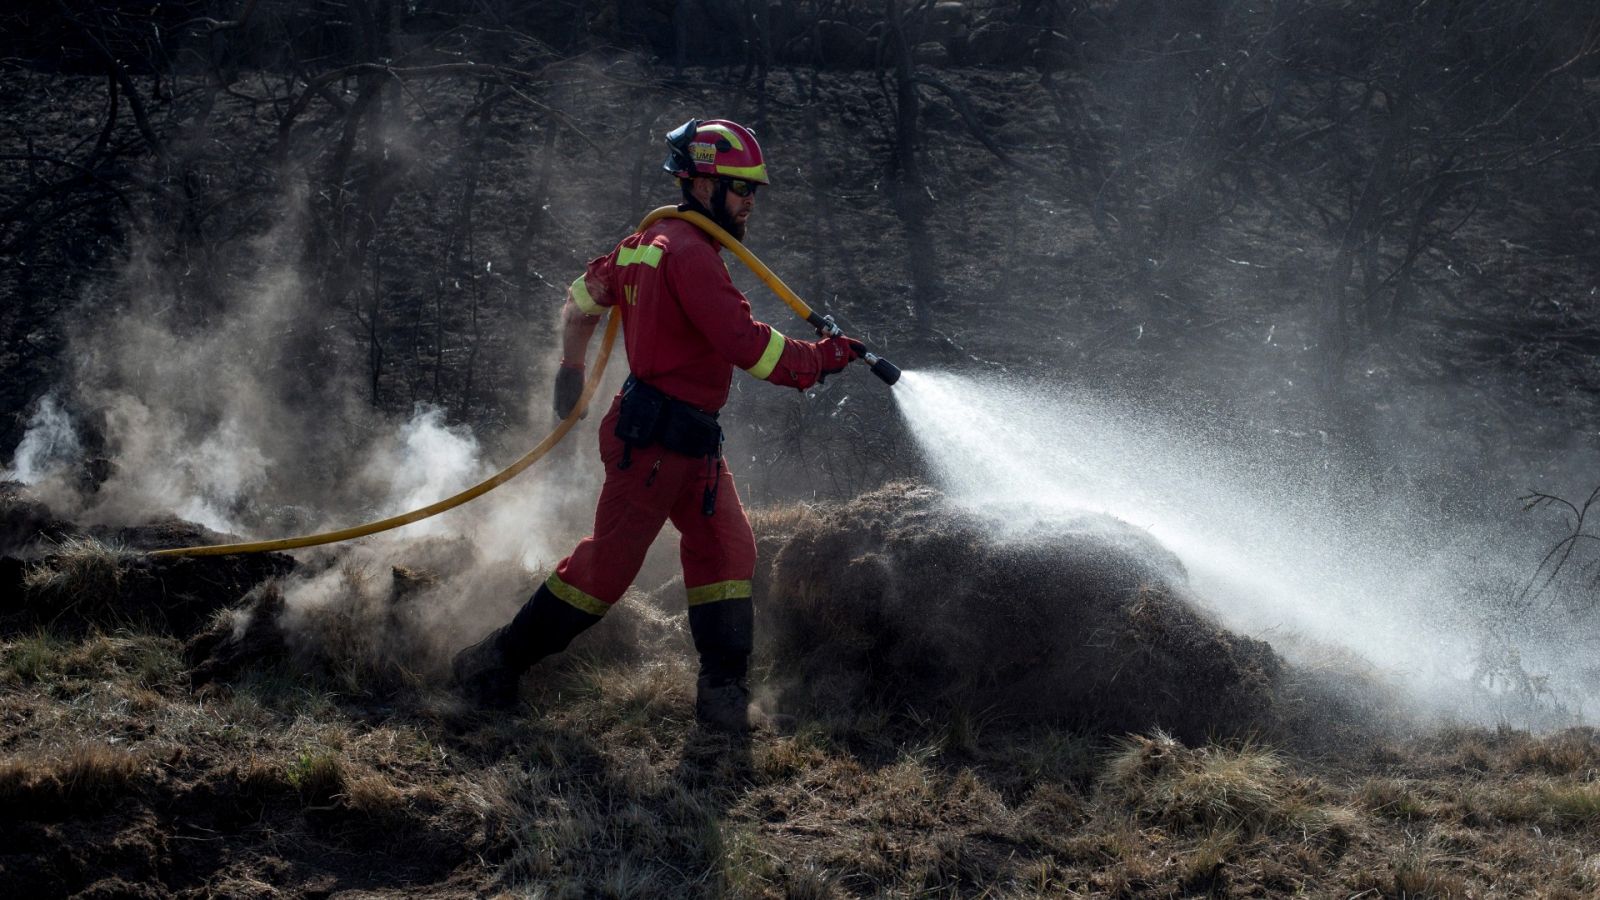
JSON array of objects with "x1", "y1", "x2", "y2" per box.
[{"x1": 546, "y1": 395, "x2": 756, "y2": 615}]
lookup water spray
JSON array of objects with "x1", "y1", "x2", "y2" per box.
[{"x1": 889, "y1": 370, "x2": 1589, "y2": 725}]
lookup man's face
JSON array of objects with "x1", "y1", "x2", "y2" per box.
[
  {"x1": 693, "y1": 177, "x2": 755, "y2": 240},
  {"x1": 721, "y1": 180, "x2": 754, "y2": 241}
]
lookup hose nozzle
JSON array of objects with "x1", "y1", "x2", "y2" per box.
[{"x1": 863, "y1": 352, "x2": 901, "y2": 386}]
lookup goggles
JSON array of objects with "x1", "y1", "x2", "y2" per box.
[{"x1": 722, "y1": 178, "x2": 761, "y2": 198}]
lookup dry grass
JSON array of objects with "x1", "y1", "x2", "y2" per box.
[
  {"x1": 1508, "y1": 729, "x2": 1600, "y2": 776},
  {"x1": 746, "y1": 501, "x2": 822, "y2": 536},
  {"x1": 1099, "y1": 730, "x2": 1293, "y2": 834},
  {"x1": 1350, "y1": 847, "x2": 1471, "y2": 900},
  {"x1": 0, "y1": 743, "x2": 142, "y2": 816},
  {"x1": 5, "y1": 519, "x2": 1600, "y2": 898},
  {"x1": 9, "y1": 623, "x2": 1600, "y2": 898},
  {"x1": 22, "y1": 536, "x2": 132, "y2": 612}
]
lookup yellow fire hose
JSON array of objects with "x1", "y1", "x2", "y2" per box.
[{"x1": 150, "y1": 206, "x2": 897, "y2": 559}]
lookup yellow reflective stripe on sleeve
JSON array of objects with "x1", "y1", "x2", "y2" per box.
[
  {"x1": 545, "y1": 573, "x2": 611, "y2": 617},
  {"x1": 616, "y1": 244, "x2": 664, "y2": 268},
  {"x1": 569, "y1": 275, "x2": 604, "y2": 316},
  {"x1": 686, "y1": 580, "x2": 754, "y2": 607},
  {"x1": 743, "y1": 328, "x2": 786, "y2": 381},
  {"x1": 715, "y1": 163, "x2": 768, "y2": 182}
]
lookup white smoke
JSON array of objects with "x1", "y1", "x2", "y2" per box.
[
  {"x1": 361, "y1": 405, "x2": 489, "y2": 535},
  {"x1": 4, "y1": 394, "x2": 81, "y2": 486},
  {"x1": 77, "y1": 394, "x2": 272, "y2": 535}
]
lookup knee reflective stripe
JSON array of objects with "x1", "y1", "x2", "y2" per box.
[
  {"x1": 744, "y1": 329, "x2": 785, "y2": 381},
  {"x1": 545, "y1": 573, "x2": 611, "y2": 617},
  {"x1": 686, "y1": 580, "x2": 753, "y2": 607},
  {"x1": 570, "y1": 275, "x2": 604, "y2": 315}
]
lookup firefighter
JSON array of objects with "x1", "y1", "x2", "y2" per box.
[{"x1": 451, "y1": 118, "x2": 861, "y2": 730}]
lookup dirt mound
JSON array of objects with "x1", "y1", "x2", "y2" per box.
[
  {"x1": 0, "y1": 480, "x2": 74, "y2": 555},
  {"x1": 3, "y1": 540, "x2": 292, "y2": 639},
  {"x1": 758, "y1": 482, "x2": 1285, "y2": 742},
  {"x1": 0, "y1": 480, "x2": 247, "y2": 557},
  {"x1": 0, "y1": 484, "x2": 294, "y2": 638}
]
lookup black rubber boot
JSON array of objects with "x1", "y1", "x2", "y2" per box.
[
  {"x1": 451, "y1": 584, "x2": 602, "y2": 708},
  {"x1": 688, "y1": 597, "x2": 754, "y2": 732}
]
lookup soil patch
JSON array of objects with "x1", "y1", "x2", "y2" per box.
[{"x1": 0, "y1": 748, "x2": 482, "y2": 898}]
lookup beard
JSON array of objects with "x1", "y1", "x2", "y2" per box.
[{"x1": 715, "y1": 205, "x2": 746, "y2": 241}]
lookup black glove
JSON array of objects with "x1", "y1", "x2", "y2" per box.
[{"x1": 554, "y1": 364, "x2": 585, "y2": 419}]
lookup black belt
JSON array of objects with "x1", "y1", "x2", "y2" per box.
[
  {"x1": 615, "y1": 375, "x2": 723, "y2": 460},
  {"x1": 614, "y1": 375, "x2": 725, "y2": 515}
]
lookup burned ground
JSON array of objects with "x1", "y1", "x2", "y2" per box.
[
  {"x1": 4, "y1": 566, "x2": 1600, "y2": 896},
  {"x1": 6, "y1": 478, "x2": 1590, "y2": 896}
]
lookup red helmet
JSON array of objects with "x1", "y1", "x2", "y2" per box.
[{"x1": 662, "y1": 118, "x2": 770, "y2": 184}]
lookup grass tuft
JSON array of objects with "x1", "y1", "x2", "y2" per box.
[
  {"x1": 1354, "y1": 849, "x2": 1469, "y2": 899},
  {"x1": 23, "y1": 536, "x2": 132, "y2": 611},
  {"x1": 1178, "y1": 826, "x2": 1239, "y2": 893},
  {"x1": 0, "y1": 743, "x2": 141, "y2": 817},
  {"x1": 2, "y1": 632, "x2": 70, "y2": 683},
  {"x1": 1358, "y1": 777, "x2": 1433, "y2": 821},
  {"x1": 344, "y1": 771, "x2": 408, "y2": 818},
  {"x1": 781, "y1": 862, "x2": 842, "y2": 900},
  {"x1": 1539, "y1": 781, "x2": 1600, "y2": 824},
  {"x1": 1099, "y1": 731, "x2": 1289, "y2": 834},
  {"x1": 286, "y1": 750, "x2": 346, "y2": 806},
  {"x1": 234, "y1": 756, "x2": 288, "y2": 800},
  {"x1": 56, "y1": 743, "x2": 141, "y2": 807}
]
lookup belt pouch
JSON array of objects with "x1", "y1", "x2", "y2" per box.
[
  {"x1": 615, "y1": 376, "x2": 667, "y2": 447},
  {"x1": 660, "y1": 404, "x2": 722, "y2": 458}
]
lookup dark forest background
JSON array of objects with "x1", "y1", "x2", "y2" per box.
[{"x1": 4, "y1": 0, "x2": 1600, "y2": 522}]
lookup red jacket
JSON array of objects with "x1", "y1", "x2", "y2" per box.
[{"x1": 568, "y1": 217, "x2": 837, "y2": 411}]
